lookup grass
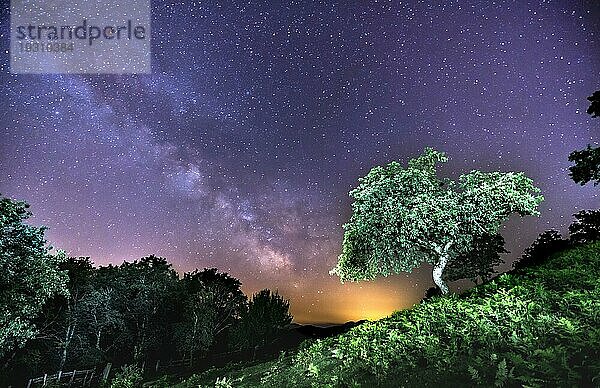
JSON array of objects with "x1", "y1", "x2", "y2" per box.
[{"x1": 160, "y1": 242, "x2": 600, "y2": 387}]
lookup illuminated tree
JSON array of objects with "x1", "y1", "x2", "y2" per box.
[
  {"x1": 0, "y1": 195, "x2": 68, "y2": 365},
  {"x1": 331, "y1": 148, "x2": 543, "y2": 294}
]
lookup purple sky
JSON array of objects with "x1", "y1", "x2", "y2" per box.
[{"x1": 1, "y1": 0, "x2": 598, "y2": 323}]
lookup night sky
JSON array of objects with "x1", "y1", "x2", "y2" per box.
[{"x1": 0, "y1": 1, "x2": 598, "y2": 323}]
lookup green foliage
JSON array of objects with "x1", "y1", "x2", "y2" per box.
[
  {"x1": 39, "y1": 257, "x2": 100, "y2": 369},
  {"x1": 230, "y1": 289, "x2": 293, "y2": 350},
  {"x1": 118, "y1": 256, "x2": 179, "y2": 364},
  {"x1": 214, "y1": 376, "x2": 235, "y2": 388},
  {"x1": 163, "y1": 358, "x2": 289, "y2": 388},
  {"x1": 110, "y1": 364, "x2": 143, "y2": 388},
  {"x1": 78, "y1": 281, "x2": 126, "y2": 360},
  {"x1": 569, "y1": 209, "x2": 600, "y2": 244},
  {"x1": 193, "y1": 242, "x2": 600, "y2": 387},
  {"x1": 332, "y1": 148, "x2": 543, "y2": 293},
  {"x1": 0, "y1": 195, "x2": 68, "y2": 362},
  {"x1": 2, "y1": 251, "x2": 294, "y2": 383},
  {"x1": 0, "y1": 198, "x2": 295, "y2": 384}
]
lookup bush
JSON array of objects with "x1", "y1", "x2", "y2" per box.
[{"x1": 110, "y1": 365, "x2": 143, "y2": 388}]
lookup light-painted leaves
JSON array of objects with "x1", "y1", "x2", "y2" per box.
[{"x1": 332, "y1": 148, "x2": 543, "y2": 286}]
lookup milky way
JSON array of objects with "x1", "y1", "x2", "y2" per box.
[{"x1": 0, "y1": 1, "x2": 598, "y2": 323}]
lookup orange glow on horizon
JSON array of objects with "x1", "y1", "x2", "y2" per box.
[
  {"x1": 290, "y1": 280, "x2": 423, "y2": 324},
  {"x1": 242, "y1": 267, "x2": 432, "y2": 324}
]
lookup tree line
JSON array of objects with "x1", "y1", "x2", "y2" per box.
[{"x1": 0, "y1": 196, "x2": 292, "y2": 385}]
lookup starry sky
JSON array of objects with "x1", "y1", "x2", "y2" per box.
[{"x1": 0, "y1": 1, "x2": 598, "y2": 323}]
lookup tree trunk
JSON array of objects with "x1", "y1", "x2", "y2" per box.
[
  {"x1": 96, "y1": 328, "x2": 102, "y2": 350},
  {"x1": 432, "y1": 242, "x2": 453, "y2": 294},
  {"x1": 60, "y1": 321, "x2": 76, "y2": 370},
  {"x1": 432, "y1": 255, "x2": 449, "y2": 294},
  {"x1": 1, "y1": 348, "x2": 18, "y2": 369}
]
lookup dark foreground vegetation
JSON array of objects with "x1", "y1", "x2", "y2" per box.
[
  {"x1": 0, "y1": 196, "x2": 294, "y2": 387},
  {"x1": 166, "y1": 240, "x2": 600, "y2": 387}
]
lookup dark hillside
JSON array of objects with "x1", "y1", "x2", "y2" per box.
[{"x1": 171, "y1": 242, "x2": 600, "y2": 387}]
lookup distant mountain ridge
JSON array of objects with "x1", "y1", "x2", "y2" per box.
[{"x1": 287, "y1": 320, "x2": 368, "y2": 339}]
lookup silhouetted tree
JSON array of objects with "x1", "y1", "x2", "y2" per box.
[
  {"x1": 230, "y1": 289, "x2": 292, "y2": 350},
  {"x1": 331, "y1": 148, "x2": 543, "y2": 294},
  {"x1": 0, "y1": 195, "x2": 68, "y2": 367},
  {"x1": 117, "y1": 256, "x2": 178, "y2": 364},
  {"x1": 513, "y1": 230, "x2": 569, "y2": 270},
  {"x1": 569, "y1": 146, "x2": 600, "y2": 186},
  {"x1": 569, "y1": 209, "x2": 600, "y2": 244},
  {"x1": 586, "y1": 90, "x2": 600, "y2": 118},
  {"x1": 568, "y1": 91, "x2": 600, "y2": 186},
  {"x1": 175, "y1": 268, "x2": 246, "y2": 361},
  {"x1": 444, "y1": 234, "x2": 508, "y2": 285}
]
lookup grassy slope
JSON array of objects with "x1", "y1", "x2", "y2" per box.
[{"x1": 171, "y1": 242, "x2": 600, "y2": 387}]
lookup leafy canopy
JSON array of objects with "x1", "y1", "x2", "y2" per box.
[
  {"x1": 568, "y1": 145, "x2": 600, "y2": 186},
  {"x1": 569, "y1": 209, "x2": 600, "y2": 244},
  {"x1": 230, "y1": 289, "x2": 292, "y2": 349},
  {"x1": 568, "y1": 90, "x2": 600, "y2": 186},
  {"x1": 116, "y1": 255, "x2": 179, "y2": 363},
  {"x1": 175, "y1": 268, "x2": 247, "y2": 359},
  {"x1": 0, "y1": 195, "x2": 68, "y2": 361},
  {"x1": 331, "y1": 148, "x2": 543, "y2": 283}
]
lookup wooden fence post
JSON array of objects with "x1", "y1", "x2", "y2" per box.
[
  {"x1": 42, "y1": 373, "x2": 47, "y2": 386},
  {"x1": 26, "y1": 380, "x2": 32, "y2": 388},
  {"x1": 155, "y1": 359, "x2": 160, "y2": 372},
  {"x1": 102, "y1": 363, "x2": 112, "y2": 382},
  {"x1": 85, "y1": 370, "x2": 95, "y2": 386},
  {"x1": 68, "y1": 369, "x2": 76, "y2": 387}
]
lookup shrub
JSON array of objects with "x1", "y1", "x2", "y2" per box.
[{"x1": 110, "y1": 365, "x2": 143, "y2": 388}]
